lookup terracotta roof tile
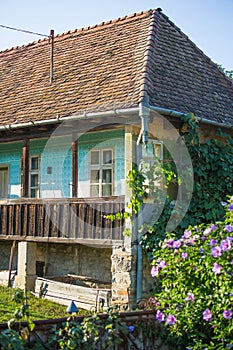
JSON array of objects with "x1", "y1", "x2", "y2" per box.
[{"x1": 0, "y1": 9, "x2": 232, "y2": 128}]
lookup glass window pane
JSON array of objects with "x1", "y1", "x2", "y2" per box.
[
  {"x1": 103, "y1": 150, "x2": 112, "y2": 165},
  {"x1": 31, "y1": 188, "x2": 36, "y2": 198},
  {"x1": 102, "y1": 184, "x2": 112, "y2": 196},
  {"x1": 102, "y1": 169, "x2": 112, "y2": 183},
  {"x1": 90, "y1": 170, "x2": 100, "y2": 183},
  {"x1": 90, "y1": 185, "x2": 99, "y2": 197},
  {"x1": 90, "y1": 151, "x2": 100, "y2": 165},
  {"x1": 31, "y1": 174, "x2": 38, "y2": 187},
  {"x1": 31, "y1": 157, "x2": 39, "y2": 170}
]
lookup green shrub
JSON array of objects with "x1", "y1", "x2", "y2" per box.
[{"x1": 151, "y1": 196, "x2": 233, "y2": 349}]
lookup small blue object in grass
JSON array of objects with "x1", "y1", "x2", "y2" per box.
[{"x1": 66, "y1": 300, "x2": 79, "y2": 314}]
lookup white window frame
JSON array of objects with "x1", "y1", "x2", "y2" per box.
[
  {"x1": 29, "y1": 155, "x2": 40, "y2": 198},
  {"x1": 89, "y1": 148, "x2": 114, "y2": 197}
]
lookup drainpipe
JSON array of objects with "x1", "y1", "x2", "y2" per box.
[
  {"x1": 137, "y1": 101, "x2": 150, "y2": 147},
  {"x1": 136, "y1": 100, "x2": 150, "y2": 303}
]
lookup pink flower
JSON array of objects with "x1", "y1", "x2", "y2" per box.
[
  {"x1": 182, "y1": 252, "x2": 188, "y2": 259},
  {"x1": 203, "y1": 309, "x2": 212, "y2": 321},
  {"x1": 211, "y1": 246, "x2": 222, "y2": 258},
  {"x1": 166, "y1": 314, "x2": 177, "y2": 325},
  {"x1": 182, "y1": 230, "x2": 192, "y2": 239},
  {"x1": 159, "y1": 260, "x2": 167, "y2": 268},
  {"x1": 173, "y1": 240, "x2": 182, "y2": 249},
  {"x1": 151, "y1": 265, "x2": 159, "y2": 277},
  {"x1": 156, "y1": 310, "x2": 165, "y2": 322},
  {"x1": 212, "y1": 262, "x2": 222, "y2": 275},
  {"x1": 185, "y1": 292, "x2": 195, "y2": 302},
  {"x1": 221, "y1": 238, "x2": 231, "y2": 251}
]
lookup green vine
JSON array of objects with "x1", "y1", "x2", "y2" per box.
[
  {"x1": 140, "y1": 114, "x2": 233, "y2": 257},
  {"x1": 106, "y1": 158, "x2": 174, "y2": 236}
]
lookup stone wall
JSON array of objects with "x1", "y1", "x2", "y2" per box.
[{"x1": 36, "y1": 242, "x2": 112, "y2": 282}]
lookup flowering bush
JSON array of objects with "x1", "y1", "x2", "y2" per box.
[{"x1": 151, "y1": 196, "x2": 233, "y2": 349}]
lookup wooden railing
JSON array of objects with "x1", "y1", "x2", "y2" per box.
[{"x1": 0, "y1": 197, "x2": 125, "y2": 244}]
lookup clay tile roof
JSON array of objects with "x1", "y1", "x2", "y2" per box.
[{"x1": 0, "y1": 9, "x2": 232, "y2": 128}]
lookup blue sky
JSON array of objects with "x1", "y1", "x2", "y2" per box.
[{"x1": 1, "y1": 0, "x2": 232, "y2": 70}]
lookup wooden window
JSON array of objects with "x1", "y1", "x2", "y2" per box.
[{"x1": 89, "y1": 148, "x2": 113, "y2": 197}]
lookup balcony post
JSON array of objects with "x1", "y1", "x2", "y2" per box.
[
  {"x1": 72, "y1": 134, "x2": 78, "y2": 197},
  {"x1": 22, "y1": 138, "x2": 29, "y2": 197}
]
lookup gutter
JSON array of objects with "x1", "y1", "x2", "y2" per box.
[
  {"x1": 0, "y1": 107, "x2": 140, "y2": 132},
  {"x1": 147, "y1": 105, "x2": 233, "y2": 130}
]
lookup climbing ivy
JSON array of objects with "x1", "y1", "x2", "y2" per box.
[{"x1": 138, "y1": 113, "x2": 233, "y2": 257}]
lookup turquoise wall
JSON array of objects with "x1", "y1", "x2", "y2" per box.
[
  {"x1": 0, "y1": 128, "x2": 125, "y2": 198},
  {"x1": 0, "y1": 142, "x2": 22, "y2": 198}
]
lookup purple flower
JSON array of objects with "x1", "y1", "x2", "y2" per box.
[
  {"x1": 128, "y1": 325, "x2": 135, "y2": 332},
  {"x1": 182, "y1": 252, "x2": 188, "y2": 259},
  {"x1": 166, "y1": 314, "x2": 177, "y2": 325},
  {"x1": 156, "y1": 310, "x2": 165, "y2": 323},
  {"x1": 225, "y1": 225, "x2": 233, "y2": 233},
  {"x1": 223, "y1": 310, "x2": 232, "y2": 319},
  {"x1": 159, "y1": 260, "x2": 167, "y2": 268},
  {"x1": 229, "y1": 204, "x2": 233, "y2": 211},
  {"x1": 173, "y1": 240, "x2": 182, "y2": 249},
  {"x1": 221, "y1": 201, "x2": 227, "y2": 206},
  {"x1": 210, "y1": 239, "x2": 218, "y2": 246},
  {"x1": 185, "y1": 292, "x2": 195, "y2": 302},
  {"x1": 212, "y1": 262, "x2": 222, "y2": 275},
  {"x1": 200, "y1": 248, "x2": 205, "y2": 253},
  {"x1": 164, "y1": 238, "x2": 174, "y2": 248},
  {"x1": 151, "y1": 265, "x2": 159, "y2": 277},
  {"x1": 211, "y1": 246, "x2": 222, "y2": 258},
  {"x1": 203, "y1": 309, "x2": 212, "y2": 321},
  {"x1": 220, "y1": 238, "x2": 231, "y2": 251}
]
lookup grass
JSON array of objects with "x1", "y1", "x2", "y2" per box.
[{"x1": 0, "y1": 285, "x2": 90, "y2": 323}]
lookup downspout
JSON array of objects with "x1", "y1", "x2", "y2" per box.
[
  {"x1": 136, "y1": 100, "x2": 150, "y2": 303},
  {"x1": 137, "y1": 101, "x2": 150, "y2": 147}
]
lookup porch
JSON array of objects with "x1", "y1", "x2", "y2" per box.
[{"x1": 0, "y1": 196, "x2": 125, "y2": 245}]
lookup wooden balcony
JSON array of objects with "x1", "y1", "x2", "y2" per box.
[{"x1": 0, "y1": 196, "x2": 125, "y2": 246}]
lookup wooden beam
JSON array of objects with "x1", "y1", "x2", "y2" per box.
[
  {"x1": 72, "y1": 134, "x2": 78, "y2": 197},
  {"x1": 22, "y1": 138, "x2": 29, "y2": 197}
]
